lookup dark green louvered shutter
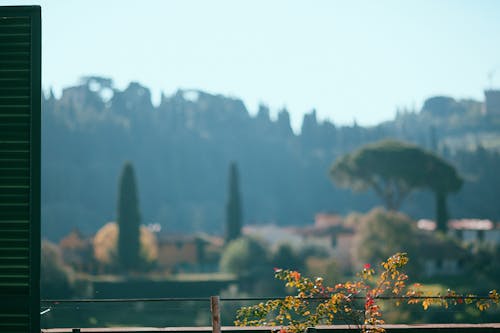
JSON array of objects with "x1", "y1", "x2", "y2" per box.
[{"x1": 0, "y1": 6, "x2": 41, "y2": 333}]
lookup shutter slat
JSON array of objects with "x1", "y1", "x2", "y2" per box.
[
  {"x1": 0, "y1": 70, "x2": 30, "y2": 79},
  {"x1": 0, "y1": 227, "x2": 30, "y2": 234},
  {"x1": 0, "y1": 62, "x2": 31, "y2": 70},
  {"x1": 0, "y1": 202, "x2": 30, "y2": 219},
  {"x1": 0, "y1": 196, "x2": 29, "y2": 203},
  {"x1": 0, "y1": 88, "x2": 30, "y2": 97},
  {"x1": 0, "y1": 266, "x2": 29, "y2": 275},
  {"x1": 0, "y1": 168, "x2": 30, "y2": 177},
  {"x1": 0, "y1": 159, "x2": 30, "y2": 169},
  {"x1": 0, "y1": 34, "x2": 30, "y2": 43},
  {"x1": 0, "y1": 286, "x2": 30, "y2": 296},
  {"x1": 0, "y1": 142, "x2": 29, "y2": 150},
  {"x1": 0, "y1": 17, "x2": 30, "y2": 24},
  {"x1": 0, "y1": 150, "x2": 29, "y2": 157},
  {"x1": 0, "y1": 26, "x2": 30, "y2": 34},
  {"x1": 0, "y1": 185, "x2": 29, "y2": 194},
  {"x1": 0, "y1": 79, "x2": 30, "y2": 88},
  {"x1": 0, "y1": 96, "x2": 30, "y2": 104},
  {"x1": 0, "y1": 117, "x2": 31, "y2": 127},
  {"x1": 0, "y1": 43, "x2": 30, "y2": 52},
  {"x1": 0, "y1": 178, "x2": 29, "y2": 186},
  {"x1": 0, "y1": 53, "x2": 30, "y2": 63},
  {"x1": 0, "y1": 104, "x2": 30, "y2": 110},
  {"x1": 0, "y1": 131, "x2": 30, "y2": 141}
]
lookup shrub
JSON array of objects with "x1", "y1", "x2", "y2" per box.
[
  {"x1": 235, "y1": 252, "x2": 499, "y2": 333},
  {"x1": 93, "y1": 222, "x2": 158, "y2": 273},
  {"x1": 41, "y1": 240, "x2": 75, "y2": 298},
  {"x1": 353, "y1": 208, "x2": 420, "y2": 275},
  {"x1": 220, "y1": 237, "x2": 270, "y2": 277}
]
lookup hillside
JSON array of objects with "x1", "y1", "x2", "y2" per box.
[{"x1": 42, "y1": 77, "x2": 500, "y2": 240}]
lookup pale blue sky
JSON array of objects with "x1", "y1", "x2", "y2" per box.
[{"x1": 3, "y1": 0, "x2": 500, "y2": 131}]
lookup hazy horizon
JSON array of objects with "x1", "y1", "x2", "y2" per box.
[{"x1": 5, "y1": 0, "x2": 500, "y2": 131}]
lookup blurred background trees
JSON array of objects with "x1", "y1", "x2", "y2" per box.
[
  {"x1": 93, "y1": 222, "x2": 158, "y2": 274},
  {"x1": 41, "y1": 240, "x2": 75, "y2": 298},
  {"x1": 42, "y1": 79, "x2": 500, "y2": 240},
  {"x1": 220, "y1": 237, "x2": 269, "y2": 278},
  {"x1": 330, "y1": 140, "x2": 463, "y2": 231},
  {"x1": 39, "y1": 79, "x2": 500, "y2": 327},
  {"x1": 352, "y1": 208, "x2": 420, "y2": 275},
  {"x1": 330, "y1": 140, "x2": 428, "y2": 210}
]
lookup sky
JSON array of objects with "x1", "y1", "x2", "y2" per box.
[{"x1": 3, "y1": 0, "x2": 500, "y2": 131}]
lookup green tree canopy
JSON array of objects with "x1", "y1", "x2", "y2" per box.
[
  {"x1": 330, "y1": 140, "x2": 463, "y2": 230},
  {"x1": 220, "y1": 237, "x2": 269, "y2": 277},
  {"x1": 271, "y1": 243, "x2": 304, "y2": 272},
  {"x1": 330, "y1": 140, "x2": 427, "y2": 210},
  {"x1": 353, "y1": 208, "x2": 419, "y2": 273}
]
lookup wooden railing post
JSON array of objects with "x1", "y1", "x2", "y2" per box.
[{"x1": 211, "y1": 296, "x2": 221, "y2": 333}]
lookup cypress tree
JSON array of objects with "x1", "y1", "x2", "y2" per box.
[
  {"x1": 117, "y1": 162, "x2": 141, "y2": 271},
  {"x1": 226, "y1": 162, "x2": 242, "y2": 243}
]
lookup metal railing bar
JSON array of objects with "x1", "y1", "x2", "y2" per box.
[
  {"x1": 220, "y1": 295, "x2": 495, "y2": 301},
  {"x1": 40, "y1": 295, "x2": 495, "y2": 304},
  {"x1": 41, "y1": 297, "x2": 210, "y2": 303}
]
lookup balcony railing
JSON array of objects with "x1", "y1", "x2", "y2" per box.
[
  {"x1": 40, "y1": 324, "x2": 500, "y2": 333},
  {"x1": 40, "y1": 296, "x2": 500, "y2": 332}
]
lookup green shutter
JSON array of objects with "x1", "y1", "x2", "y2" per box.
[{"x1": 0, "y1": 6, "x2": 41, "y2": 333}]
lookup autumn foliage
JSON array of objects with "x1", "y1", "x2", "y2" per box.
[
  {"x1": 93, "y1": 222, "x2": 158, "y2": 272},
  {"x1": 235, "y1": 253, "x2": 499, "y2": 333}
]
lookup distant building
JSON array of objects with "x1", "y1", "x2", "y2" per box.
[
  {"x1": 448, "y1": 219, "x2": 500, "y2": 244},
  {"x1": 484, "y1": 90, "x2": 500, "y2": 115},
  {"x1": 157, "y1": 235, "x2": 223, "y2": 273},
  {"x1": 417, "y1": 218, "x2": 500, "y2": 245},
  {"x1": 244, "y1": 213, "x2": 355, "y2": 272},
  {"x1": 294, "y1": 221, "x2": 355, "y2": 272},
  {"x1": 242, "y1": 225, "x2": 304, "y2": 250},
  {"x1": 314, "y1": 212, "x2": 343, "y2": 228}
]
